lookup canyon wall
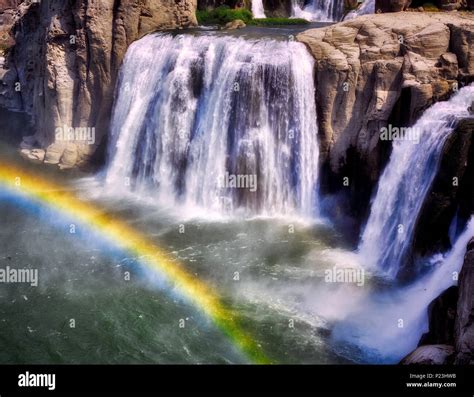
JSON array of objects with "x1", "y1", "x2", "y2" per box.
[{"x1": 0, "y1": 0, "x2": 197, "y2": 168}]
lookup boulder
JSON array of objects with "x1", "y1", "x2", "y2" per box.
[{"x1": 225, "y1": 19, "x2": 246, "y2": 29}]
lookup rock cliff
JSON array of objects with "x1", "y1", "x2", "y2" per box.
[
  {"x1": 0, "y1": 0, "x2": 197, "y2": 168},
  {"x1": 297, "y1": 13, "x2": 474, "y2": 250}
]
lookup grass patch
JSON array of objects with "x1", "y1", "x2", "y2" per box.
[
  {"x1": 196, "y1": 6, "x2": 253, "y2": 25},
  {"x1": 196, "y1": 7, "x2": 310, "y2": 26},
  {"x1": 248, "y1": 18, "x2": 310, "y2": 26}
]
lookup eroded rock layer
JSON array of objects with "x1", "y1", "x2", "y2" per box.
[
  {"x1": 0, "y1": 0, "x2": 197, "y2": 168},
  {"x1": 297, "y1": 12, "x2": 474, "y2": 243}
]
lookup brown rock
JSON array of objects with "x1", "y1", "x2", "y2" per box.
[
  {"x1": 224, "y1": 19, "x2": 246, "y2": 29},
  {"x1": 401, "y1": 345, "x2": 455, "y2": 364},
  {"x1": 375, "y1": 0, "x2": 412, "y2": 12},
  {"x1": 0, "y1": 0, "x2": 197, "y2": 168},
  {"x1": 297, "y1": 12, "x2": 474, "y2": 239}
]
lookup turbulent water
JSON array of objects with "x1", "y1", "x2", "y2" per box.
[
  {"x1": 292, "y1": 0, "x2": 344, "y2": 22},
  {"x1": 106, "y1": 33, "x2": 319, "y2": 218},
  {"x1": 0, "y1": 184, "x2": 365, "y2": 364},
  {"x1": 333, "y1": 217, "x2": 474, "y2": 361},
  {"x1": 359, "y1": 85, "x2": 474, "y2": 278}
]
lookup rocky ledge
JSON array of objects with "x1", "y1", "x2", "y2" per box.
[{"x1": 297, "y1": 13, "x2": 474, "y2": 270}]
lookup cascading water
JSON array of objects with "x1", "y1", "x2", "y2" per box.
[
  {"x1": 292, "y1": 0, "x2": 344, "y2": 22},
  {"x1": 344, "y1": 0, "x2": 375, "y2": 20},
  {"x1": 333, "y1": 217, "x2": 474, "y2": 361},
  {"x1": 106, "y1": 33, "x2": 320, "y2": 218},
  {"x1": 359, "y1": 84, "x2": 474, "y2": 278},
  {"x1": 251, "y1": 0, "x2": 266, "y2": 18}
]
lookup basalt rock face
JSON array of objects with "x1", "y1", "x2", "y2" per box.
[
  {"x1": 297, "y1": 12, "x2": 474, "y2": 243},
  {"x1": 455, "y1": 237, "x2": 474, "y2": 364},
  {"x1": 0, "y1": 0, "x2": 197, "y2": 169}
]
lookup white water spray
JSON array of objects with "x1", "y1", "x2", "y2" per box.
[
  {"x1": 344, "y1": 0, "x2": 375, "y2": 20},
  {"x1": 106, "y1": 33, "x2": 320, "y2": 218},
  {"x1": 251, "y1": 0, "x2": 266, "y2": 18},
  {"x1": 333, "y1": 217, "x2": 474, "y2": 361},
  {"x1": 292, "y1": 0, "x2": 344, "y2": 22},
  {"x1": 359, "y1": 85, "x2": 474, "y2": 278}
]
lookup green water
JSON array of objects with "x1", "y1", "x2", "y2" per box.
[
  {"x1": 0, "y1": 175, "x2": 375, "y2": 364},
  {"x1": 0, "y1": 140, "x2": 381, "y2": 364}
]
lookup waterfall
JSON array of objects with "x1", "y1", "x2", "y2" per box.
[
  {"x1": 252, "y1": 0, "x2": 266, "y2": 18},
  {"x1": 334, "y1": 217, "x2": 474, "y2": 361},
  {"x1": 359, "y1": 85, "x2": 474, "y2": 278},
  {"x1": 344, "y1": 0, "x2": 375, "y2": 20},
  {"x1": 106, "y1": 33, "x2": 320, "y2": 218},
  {"x1": 292, "y1": 0, "x2": 345, "y2": 22}
]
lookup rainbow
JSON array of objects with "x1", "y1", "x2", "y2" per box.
[{"x1": 0, "y1": 161, "x2": 270, "y2": 364}]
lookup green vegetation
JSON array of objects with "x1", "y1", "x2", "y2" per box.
[
  {"x1": 196, "y1": 6, "x2": 309, "y2": 26},
  {"x1": 248, "y1": 18, "x2": 310, "y2": 26},
  {"x1": 196, "y1": 6, "x2": 253, "y2": 25}
]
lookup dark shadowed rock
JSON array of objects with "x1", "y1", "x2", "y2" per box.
[
  {"x1": 375, "y1": 0, "x2": 412, "y2": 12},
  {"x1": 405, "y1": 118, "x2": 474, "y2": 278},
  {"x1": 262, "y1": 0, "x2": 292, "y2": 17},
  {"x1": 454, "y1": 237, "x2": 474, "y2": 364},
  {"x1": 401, "y1": 344, "x2": 455, "y2": 364},
  {"x1": 419, "y1": 286, "x2": 458, "y2": 346}
]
